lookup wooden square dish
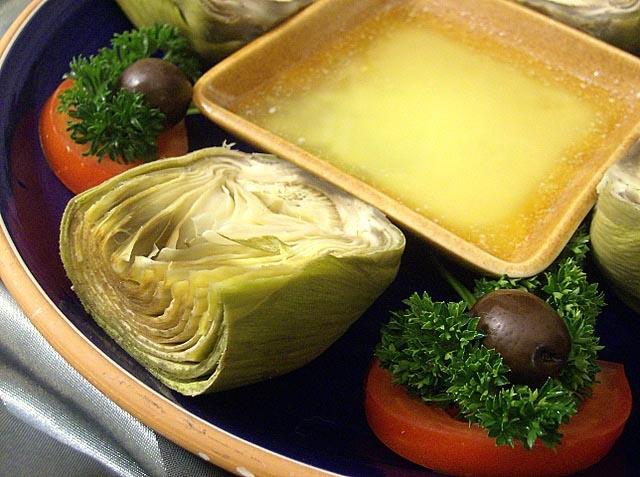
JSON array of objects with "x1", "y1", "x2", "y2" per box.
[{"x1": 193, "y1": 0, "x2": 640, "y2": 277}]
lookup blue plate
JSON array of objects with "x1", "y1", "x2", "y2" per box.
[{"x1": 0, "y1": 1, "x2": 638, "y2": 475}]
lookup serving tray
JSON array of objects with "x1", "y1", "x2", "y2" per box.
[{"x1": 194, "y1": 0, "x2": 640, "y2": 277}]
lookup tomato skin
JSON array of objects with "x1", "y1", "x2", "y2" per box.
[
  {"x1": 365, "y1": 359, "x2": 631, "y2": 477},
  {"x1": 39, "y1": 79, "x2": 188, "y2": 194}
]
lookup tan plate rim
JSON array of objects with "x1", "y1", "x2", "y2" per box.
[
  {"x1": 0, "y1": 2, "x2": 338, "y2": 476},
  {"x1": 193, "y1": 0, "x2": 640, "y2": 278}
]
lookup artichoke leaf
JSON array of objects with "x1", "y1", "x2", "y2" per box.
[
  {"x1": 591, "y1": 141, "x2": 640, "y2": 313},
  {"x1": 60, "y1": 147, "x2": 405, "y2": 395},
  {"x1": 114, "y1": 0, "x2": 315, "y2": 63}
]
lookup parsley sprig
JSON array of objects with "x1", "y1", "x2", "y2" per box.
[
  {"x1": 58, "y1": 24, "x2": 202, "y2": 163},
  {"x1": 376, "y1": 227, "x2": 604, "y2": 449}
]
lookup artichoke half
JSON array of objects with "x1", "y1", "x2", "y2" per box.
[
  {"x1": 59, "y1": 147, "x2": 405, "y2": 395},
  {"x1": 114, "y1": 0, "x2": 314, "y2": 63},
  {"x1": 514, "y1": 0, "x2": 640, "y2": 53},
  {"x1": 591, "y1": 141, "x2": 640, "y2": 313}
]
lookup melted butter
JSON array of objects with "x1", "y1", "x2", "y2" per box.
[{"x1": 234, "y1": 6, "x2": 627, "y2": 260}]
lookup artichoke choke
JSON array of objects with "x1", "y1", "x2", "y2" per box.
[{"x1": 59, "y1": 147, "x2": 405, "y2": 395}]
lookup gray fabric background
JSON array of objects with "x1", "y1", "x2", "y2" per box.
[
  {"x1": 0, "y1": 1, "x2": 233, "y2": 475},
  {"x1": 0, "y1": 283, "x2": 228, "y2": 477}
]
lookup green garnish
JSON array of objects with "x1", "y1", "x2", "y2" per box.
[
  {"x1": 58, "y1": 24, "x2": 202, "y2": 163},
  {"x1": 375, "y1": 226, "x2": 604, "y2": 449}
]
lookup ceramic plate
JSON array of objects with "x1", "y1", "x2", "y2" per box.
[{"x1": 0, "y1": 1, "x2": 638, "y2": 476}]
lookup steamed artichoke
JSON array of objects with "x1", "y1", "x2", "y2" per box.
[
  {"x1": 514, "y1": 0, "x2": 640, "y2": 53},
  {"x1": 114, "y1": 0, "x2": 314, "y2": 63},
  {"x1": 60, "y1": 147, "x2": 405, "y2": 395},
  {"x1": 591, "y1": 142, "x2": 640, "y2": 313}
]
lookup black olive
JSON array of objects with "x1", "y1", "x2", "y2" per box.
[
  {"x1": 117, "y1": 58, "x2": 192, "y2": 127},
  {"x1": 470, "y1": 289, "x2": 571, "y2": 388}
]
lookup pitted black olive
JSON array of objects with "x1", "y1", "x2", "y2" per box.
[
  {"x1": 471, "y1": 289, "x2": 571, "y2": 388},
  {"x1": 118, "y1": 58, "x2": 192, "y2": 127}
]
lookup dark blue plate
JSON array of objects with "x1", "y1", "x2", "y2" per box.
[{"x1": 1, "y1": 1, "x2": 638, "y2": 475}]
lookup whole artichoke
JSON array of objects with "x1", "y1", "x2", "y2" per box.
[{"x1": 591, "y1": 141, "x2": 640, "y2": 313}]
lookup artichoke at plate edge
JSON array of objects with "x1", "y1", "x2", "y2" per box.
[
  {"x1": 59, "y1": 147, "x2": 405, "y2": 395},
  {"x1": 514, "y1": 0, "x2": 640, "y2": 53},
  {"x1": 590, "y1": 142, "x2": 640, "y2": 313},
  {"x1": 114, "y1": 0, "x2": 314, "y2": 63}
]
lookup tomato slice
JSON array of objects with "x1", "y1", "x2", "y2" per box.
[
  {"x1": 39, "y1": 79, "x2": 188, "y2": 194},
  {"x1": 365, "y1": 359, "x2": 631, "y2": 477}
]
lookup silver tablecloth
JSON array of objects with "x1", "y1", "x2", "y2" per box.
[{"x1": 0, "y1": 1, "x2": 230, "y2": 475}]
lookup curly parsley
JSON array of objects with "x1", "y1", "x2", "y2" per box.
[
  {"x1": 58, "y1": 24, "x2": 202, "y2": 163},
  {"x1": 375, "y1": 227, "x2": 604, "y2": 449}
]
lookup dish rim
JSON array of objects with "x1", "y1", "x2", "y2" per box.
[
  {"x1": 193, "y1": 0, "x2": 640, "y2": 278},
  {"x1": 0, "y1": 2, "x2": 338, "y2": 476}
]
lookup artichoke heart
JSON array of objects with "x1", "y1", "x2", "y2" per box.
[
  {"x1": 514, "y1": 0, "x2": 640, "y2": 53},
  {"x1": 591, "y1": 141, "x2": 640, "y2": 313},
  {"x1": 114, "y1": 0, "x2": 314, "y2": 63},
  {"x1": 60, "y1": 147, "x2": 405, "y2": 395}
]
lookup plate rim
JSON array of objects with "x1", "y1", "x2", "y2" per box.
[{"x1": 0, "y1": 2, "x2": 339, "y2": 476}]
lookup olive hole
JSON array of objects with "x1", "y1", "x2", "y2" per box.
[{"x1": 533, "y1": 345, "x2": 565, "y2": 370}]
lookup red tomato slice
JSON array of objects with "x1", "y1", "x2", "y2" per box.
[
  {"x1": 365, "y1": 359, "x2": 631, "y2": 477},
  {"x1": 39, "y1": 79, "x2": 188, "y2": 194}
]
